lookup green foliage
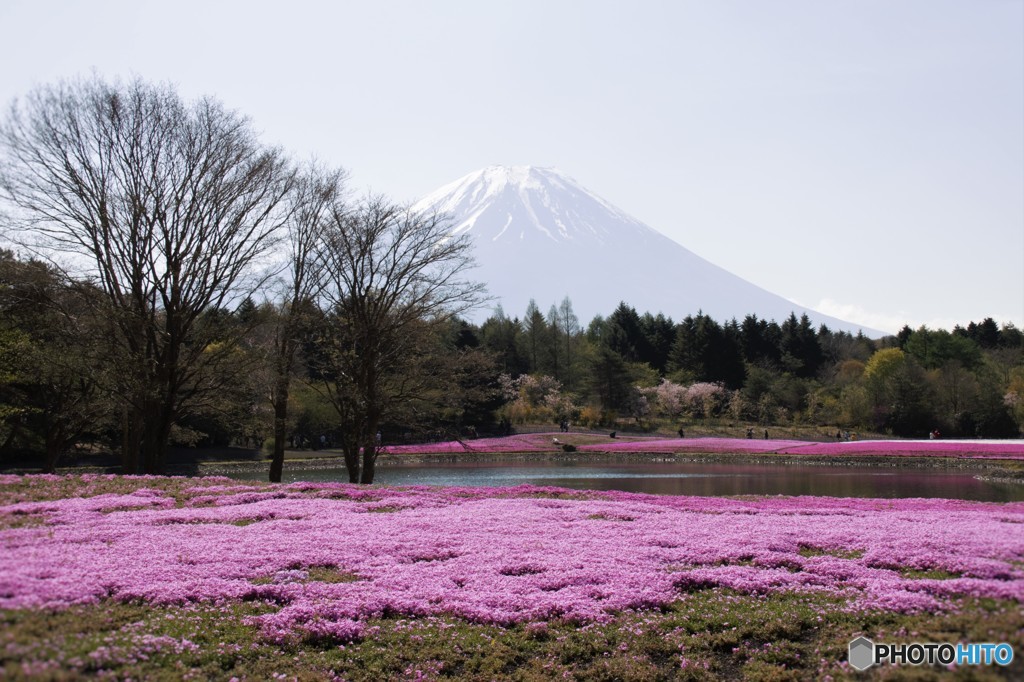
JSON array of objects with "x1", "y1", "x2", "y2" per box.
[
  {"x1": 904, "y1": 326, "x2": 982, "y2": 370},
  {"x1": 480, "y1": 305, "x2": 530, "y2": 376},
  {"x1": 289, "y1": 383, "x2": 339, "y2": 445},
  {"x1": 0, "y1": 252, "x2": 113, "y2": 469},
  {"x1": 780, "y1": 313, "x2": 824, "y2": 378},
  {"x1": 485, "y1": 303, "x2": 1019, "y2": 437},
  {"x1": 639, "y1": 311, "x2": 676, "y2": 374},
  {"x1": 669, "y1": 313, "x2": 746, "y2": 389},
  {"x1": 586, "y1": 343, "x2": 635, "y2": 412},
  {"x1": 604, "y1": 302, "x2": 648, "y2": 363},
  {"x1": 1, "y1": 251, "x2": 1020, "y2": 459},
  {"x1": 862, "y1": 348, "x2": 935, "y2": 435}
]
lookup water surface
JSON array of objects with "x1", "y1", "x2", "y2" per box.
[{"x1": 229, "y1": 460, "x2": 1024, "y2": 502}]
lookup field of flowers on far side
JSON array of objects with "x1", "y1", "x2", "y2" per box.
[
  {"x1": 377, "y1": 433, "x2": 1024, "y2": 461},
  {"x1": 1, "y1": 474, "x2": 1022, "y2": 680}
]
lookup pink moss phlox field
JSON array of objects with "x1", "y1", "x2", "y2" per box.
[
  {"x1": 378, "y1": 433, "x2": 1024, "y2": 460},
  {"x1": 1, "y1": 477, "x2": 1022, "y2": 642},
  {"x1": 380, "y1": 434, "x2": 551, "y2": 455},
  {"x1": 778, "y1": 440, "x2": 1024, "y2": 460},
  {"x1": 578, "y1": 437, "x2": 807, "y2": 454}
]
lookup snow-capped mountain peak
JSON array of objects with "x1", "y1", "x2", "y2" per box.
[
  {"x1": 414, "y1": 165, "x2": 880, "y2": 336},
  {"x1": 412, "y1": 165, "x2": 650, "y2": 247}
]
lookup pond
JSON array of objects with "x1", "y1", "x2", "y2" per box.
[{"x1": 228, "y1": 459, "x2": 1024, "y2": 502}]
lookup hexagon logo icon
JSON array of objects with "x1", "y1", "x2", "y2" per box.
[{"x1": 848, "y1": 636, "x2": 875, "y2": 671}]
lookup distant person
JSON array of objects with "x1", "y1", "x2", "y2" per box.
[
  {"x1": 609, "y1": 431, "x2": 617, "y2": 438},
  {"x1": 677, "y1": 427, "x2": 685, "y2": 438},
  {"x1": 836, "y1": 430, "x2": 842, "y2": 441},
  {"x1": 764, "y1": 429, "x2": 769, "y2": 440},
  {"x1": 746, "y1": 428, "x2": 754, "y2": 439}
]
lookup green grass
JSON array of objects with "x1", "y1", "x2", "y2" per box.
[
  {"x1": 900, "y1": 568, "x2": 964, "y2": 581},
  {"x1": 250, "y1": 565, "x2": 361, "y2": 586},
  {"x1": 0, "y1": 474, "x2": 252, "y2": 510},
  {"x1": 798, "y1": 546, "x2": 865, "y2": 560},
  {"x1": 0, "y1": 512, "x2": 45, "y2": 530},
  {"x1": 2, "y1": 590, "x2": 1021, "y2": 680}
]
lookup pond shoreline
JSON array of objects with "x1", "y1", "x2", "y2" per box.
[
  {"x1": 188, "y1": 449, "x2": 1024, "y2": 484},
  {"x1": 7, "y1": 436, "x2": 1022, "y2": 485}
]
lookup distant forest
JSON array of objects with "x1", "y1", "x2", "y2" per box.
[
  {"x1": 1, "y1": 76, "x2": 1021, "y2": 482},
  {"x1": 474, "y1": 298, "x2": 1022, "y2": 441},
  {"x1": 2, "y1": 240, "x2": 1021, "y2": 477}
]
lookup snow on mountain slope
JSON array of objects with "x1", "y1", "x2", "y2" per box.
[{"x1": 413, "y1": 166, "x2": 881, "y2": 336}]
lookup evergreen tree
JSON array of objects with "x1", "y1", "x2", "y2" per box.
[
  {"x1": 639, "y1": 312, "x2": 675, "y2": 374},
  {"x1": 587, "y1": 343, "x2": 634, "y2": 412},
  {"x1": 669, "y1": 313, "x2": 745, "y2": 388},
  {"x1": 998, "y1": 323, "x2": 1023, "y2": 350},
  {"x1": 780, "y1": 313, "x2": 824, "y2": 378},
  {"x1": 740, "y1": 314, "x2": 783, "y2": 367},
  {"x1": 545, "y1": 305, "x2": 562, "y2": 380},
  {"x1": 605, "y1": 302, "x2": 648, "y2": 363},
  {"x1": 522, "y1": 300, "x2": 547, "y2": 374},
  {"x1": 896, "y1": 325, "x2": 913, "y2": 349},
  {"x1": 479, "y1": 306, "x2": 529, "y2": 375},
  {"x1": 962, "y1": 318, "x2": 1001, "y2": 349}
]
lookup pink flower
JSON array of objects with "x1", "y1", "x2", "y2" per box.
[{"x1": 0, "y1": 475, "x2": 1021, "y2": 635}]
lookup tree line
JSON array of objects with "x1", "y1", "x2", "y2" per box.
[
  {"x1": 478, "y1": 300, "x2": 1021, "y2": 440},
  {"x1": 1, "y1": 77, "x2": 1021, "y2": 483}
]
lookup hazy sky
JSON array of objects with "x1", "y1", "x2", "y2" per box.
[{"x1": 1, "y1": 0, "x2": 1021, "y2": 334}]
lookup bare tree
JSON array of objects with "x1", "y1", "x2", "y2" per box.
[
  {"x1": 266, "y1": 162, "x2": 347, "y2": 483},
  {"x1": 314, "y1": 197, "x2": 486, "y2": 483},
  {"x1": 0, "y1": 76, "x2": 293, "y2": 473}
]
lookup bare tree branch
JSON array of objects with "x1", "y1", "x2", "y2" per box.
[{"x1": 314, "y1": 196, "x2": 488, "y2": 482}]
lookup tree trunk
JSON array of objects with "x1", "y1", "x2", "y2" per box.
[
  {"x1": 140, "y1": 399, "x2": 175, "y2": 475},
  {"x1": 360, "y1": 442, "x2": 376, "y2": 484},
  {"x1": 43, "y1": 427, "x2": 62, "y2": 475},
  {"x1": 343, "y1": 446, "x2": 360, "y2": 483},
  {"x1": 140, "y1": 401, "x2": 162, "y2": 475},
  {"x1": 121, "y1": 406, "x2": 142, "y2": 475},
  {"x1": 269, "y1": 377, "x2": 289, "y2": 483}
]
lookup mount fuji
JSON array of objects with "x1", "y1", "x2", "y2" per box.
[{"x1": 413, "y1": 166, "x2": 880, "y2": 336}]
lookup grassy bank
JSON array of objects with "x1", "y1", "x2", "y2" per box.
[{"x1": 5, "y1": 589, "x2": 1021, "y2": 680}]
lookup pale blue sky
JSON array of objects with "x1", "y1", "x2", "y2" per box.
[{"x1": 2, "y1": 0, "x2": 1021, "y2": 333}]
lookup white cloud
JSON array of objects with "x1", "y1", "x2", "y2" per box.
[{"x1": 809, "y1": 299, "x2": 968, "y2": 336}]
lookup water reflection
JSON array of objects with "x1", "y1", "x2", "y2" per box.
[{"x1": 230, "y1": 460, "x2": 1024, "y2": 502}]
